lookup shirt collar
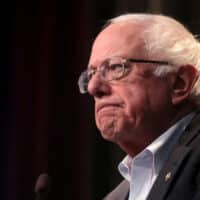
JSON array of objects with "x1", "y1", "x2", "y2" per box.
[{"x1": 118, "y1": 112, "x2": 196, "y2": 181}]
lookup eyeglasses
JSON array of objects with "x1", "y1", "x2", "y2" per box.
[{"x1": 78, "y1": 57, "x2": 170, "y2": 94}]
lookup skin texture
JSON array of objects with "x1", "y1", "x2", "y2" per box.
[{"x1": 87, "y1": 22, "x2": 198, "y2": 156}]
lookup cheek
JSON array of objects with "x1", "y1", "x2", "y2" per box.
[
  {"x1": 146, "y1": 82, "x2": 172, "y2": 112},
  {"x1": 118, "y1": 84, "x2": 156, "y2": 132},
  {"x1": 123, "y1": 87, "x2": 148, "y2": 116}
]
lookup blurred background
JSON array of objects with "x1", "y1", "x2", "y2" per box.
[{"x1": 2, "y1": 0, "x2": 200, "y2": 199}]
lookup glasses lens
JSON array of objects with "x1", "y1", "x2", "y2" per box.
[
  {"x1": 78, "y1": 70, "x2": 88, "y2": 94},
  {"x1": 103, "y1": 57, "x2": 124, "y2": 81},
  {"x1": 78, "y1": 57, "x2": 125, "y2": 94}
]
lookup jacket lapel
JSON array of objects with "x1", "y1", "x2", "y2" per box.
[
  {"x1": 148, "y1": 111, "x2": 200, "y2": 200},
  {"x1": 147, "y1": 145, "x2": 191, "y2": 200}
]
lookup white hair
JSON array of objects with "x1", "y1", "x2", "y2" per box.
[{"x1": 106, "y1": 13, "x2": 200, "y2": 107}]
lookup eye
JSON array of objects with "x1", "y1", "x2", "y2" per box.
[{"x1": 108, "y1": 64, "x2": 123, "y2": 72}]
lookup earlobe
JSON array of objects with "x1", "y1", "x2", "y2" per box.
[{"x1": 171, "y1": 65, "x2": 199, "y2": 105}]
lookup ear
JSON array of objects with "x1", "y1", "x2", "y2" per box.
[{"x1": 171, "y1": 65, "x2": 199, "y2": 105}]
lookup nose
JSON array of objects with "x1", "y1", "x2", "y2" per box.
[{"x1": 87, "y1": 72, "x2": 111, "y2": 98}]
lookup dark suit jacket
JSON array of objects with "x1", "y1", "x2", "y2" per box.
[{"x1": 103, "y1": 112, "x2": 200, "y2": 200}]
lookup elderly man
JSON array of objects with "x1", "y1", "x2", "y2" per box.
[{"x1": 78, "y1": 13, "x2": 200, "y2": 200}]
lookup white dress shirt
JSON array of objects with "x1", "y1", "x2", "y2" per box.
[{"x1": 118, "y1": 112, "x2": 195, "y2": 200}]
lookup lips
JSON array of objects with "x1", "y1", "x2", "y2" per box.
[{"x1": 96, "y1": 102, "x2": 123, "y2": 114}]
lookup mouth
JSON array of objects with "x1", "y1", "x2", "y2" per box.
[{"x1": 96, "y1": 103, "x2": 122, "y2": 114}]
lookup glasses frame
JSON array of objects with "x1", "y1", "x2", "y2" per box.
[{"x1": 78, "y1": 57, "x2": 171, "y2": 94}]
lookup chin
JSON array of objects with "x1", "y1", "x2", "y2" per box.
[
  {"x1": 99, "y1": 126, "x2": 120, "y2": 143},
  {"x1": 101, "y1": 131, "x2": 118, "y2": 143},
  {"x1": 97, "y1": 116, "x2": 122, "y2": 142}
]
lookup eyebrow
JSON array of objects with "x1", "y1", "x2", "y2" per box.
[{"x1": 127, "y1": 59, "x2": 170, "y2": 65}]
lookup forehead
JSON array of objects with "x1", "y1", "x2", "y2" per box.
[{"x1": 88, "y1": 22, "x2": 146, "y2": 67}]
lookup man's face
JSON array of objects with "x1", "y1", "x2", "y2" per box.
[{"x1": 87, "y1": 23, "x2": 175, "y2": 152}]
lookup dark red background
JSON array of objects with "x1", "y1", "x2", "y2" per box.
[{"x1": 2, "y1": 1, "x2": 200, "y2": 199}]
